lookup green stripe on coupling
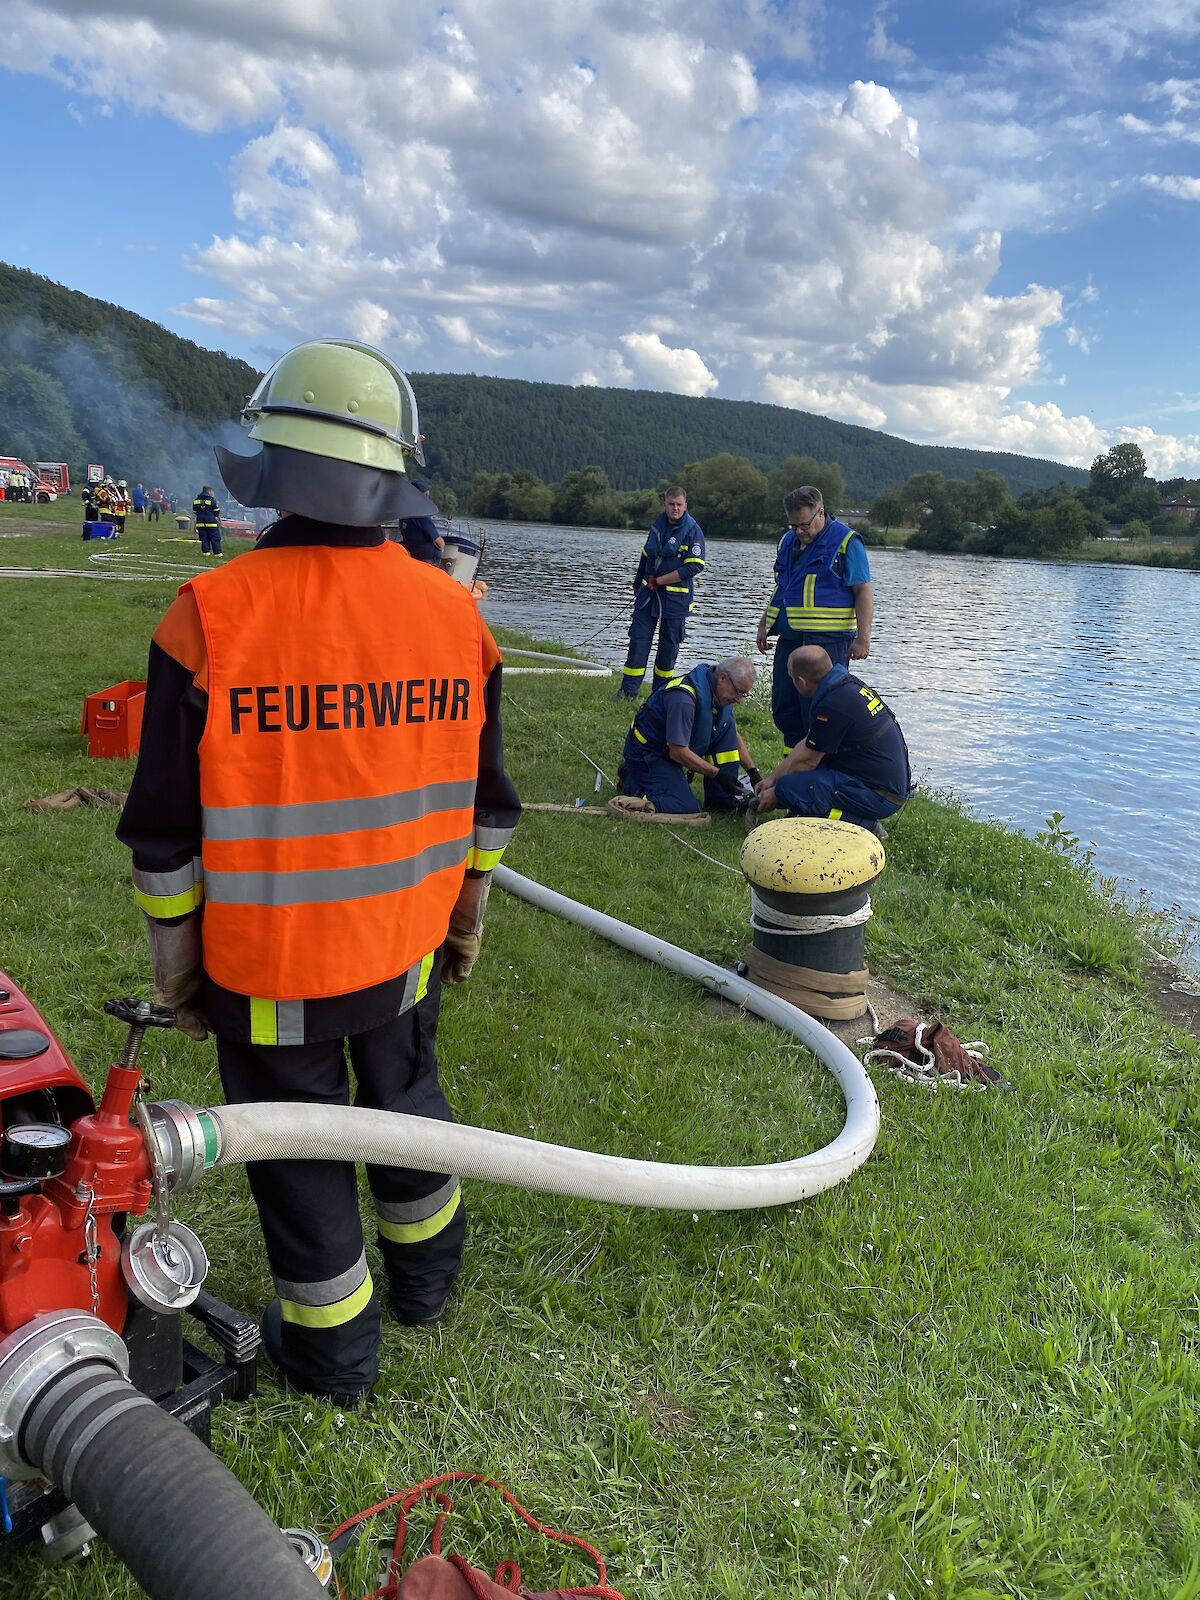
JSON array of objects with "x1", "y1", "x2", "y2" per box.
[
  {"x1": 378, "y1": 1184, "x2": 462, "y2": 1245},
  {"x1": 193, "y1": 1110, "x2": 222, "y2": 1168},
  {"x1": 249, "y1": 996, "x2": 277, "y2": 1046}
]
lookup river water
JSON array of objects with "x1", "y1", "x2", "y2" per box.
[{"x1": 473, "y1": 518, "x2": 1200, "y2": 939}]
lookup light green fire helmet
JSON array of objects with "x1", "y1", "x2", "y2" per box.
[
  {"x1": 213, "y1": 339, "x2": 437, "y2": 528},
  {"x1": 242, "y1": 339, "x2": 424, "y2": 472}
]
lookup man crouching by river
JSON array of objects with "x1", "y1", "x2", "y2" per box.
[
  {"x1": 618, "y1": 657, "x2": 761, "y2": 815},
  {"x1": 752, "y1": 646, "x2": 910, "y2": 833}
]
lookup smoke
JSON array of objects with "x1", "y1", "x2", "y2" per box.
[{"x1": 0, "y1": 315, "x2": 254, "y2": 505}]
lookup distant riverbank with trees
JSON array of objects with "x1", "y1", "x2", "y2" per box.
[{"x1": 453, "y1": 443, "x2": 1200, "y2": 572}]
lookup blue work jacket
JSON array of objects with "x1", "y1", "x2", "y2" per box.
[
  {"x1": 623, "y1": 662, "x2": 740, "y2": 768},
  {"x1": 633, "y1": 512, "x2": 706, "y2": 615},
  {"x1": 765, "y1": 518, "x2": 865, "y2": 637}
]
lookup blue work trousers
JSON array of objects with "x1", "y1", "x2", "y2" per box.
[
  {"x1": 620, "y1": 601, "x2": 687, "y2": 697},
  {"x1": 620, "y1": 754, "x2": 700, "y2": 814},
  {"x1": 198, "y1": 525, "x2": 223, "y2": 555},
  {"x1": 771, "y1": 634, "x2": 853, "y2": 747},
  {"x1": 774, "y1": 766, "x2": 903, "y2": 827}
]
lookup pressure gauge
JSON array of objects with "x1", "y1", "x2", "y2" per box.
[{"x1": 2, "y1": 1123, "x2": 73, "y2": 1181}]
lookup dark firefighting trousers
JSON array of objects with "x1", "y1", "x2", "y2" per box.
[
  {"x1": 216, "y1": 974, "x2": 466, "y2": 1399},
  {"x1": 619, "y1": 599, "x2": 687, "y2": 697}
]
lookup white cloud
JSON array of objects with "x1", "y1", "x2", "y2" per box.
[
  {"x1": 1142, "y1": 172, "x2": 1200, "y2": 199},
  {"x1": 866, "y1": 6, "x2": 915, "y2": 68},
  {"x1": 619, "y1": 334, "x2": 717, "y2": 396}
]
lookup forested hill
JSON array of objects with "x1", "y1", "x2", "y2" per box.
[
  {"x1": 0, "y1": 260, "x2": 1085, "y2": 499},
  {"x1": 413, "y1": 374, "x2": 1086, "y2": 500}
]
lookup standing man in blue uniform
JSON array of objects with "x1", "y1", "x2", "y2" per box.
[
  {"x1": 616, "y1": 486, "x2": 706, "y2": 699},
  {"x1": 193, "y1": 484, "x2": 223, "y2": 556},
  {"x1": 618, "y1": 656, "x2": 761, "y2": 815},
  {"x1": 753, "y1": 646, "x2": 910, "y2": 831},
  {"x1": 756, "y1": 486, "x2": 873, "y2": 748}
]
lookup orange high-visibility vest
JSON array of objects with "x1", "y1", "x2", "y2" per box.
[{"x1": 187, "y1": 543, "x2": 488, "y2": 1000}]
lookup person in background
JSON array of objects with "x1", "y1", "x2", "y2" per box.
[
  {"x1": 132, "y1": 482, "x2": 147, "y2": 519},
  {"x1": 397, "y1": 477, "x2": 445, "y2": 563},
  {"x1": 618, "y1": 656, "x2": 761, "y2": 815},
  {"x1": 616, "y1": 486, "x2": 706, "y2": 700},
  {"x1": 118, "y1": 338, "x2": 521, "y2": 1407},
  {"x1": 756, "y1": 486, "x2": 873, "y2": 749},
  {"x1": 82, "y1": 480, "x2": 96, "y2": 521},
  {"x1": 147, "y1": 486, "x2": 166, "y2": 522},
  {"x1": 114, "y1": 479, "x2": 132, "y2": 535},
  {"x1": 752, "y1": 645, "x2": 910, "y2": 834},
  {"x1": 192, "y1": 484, "x2": 223, "y2": 556}
]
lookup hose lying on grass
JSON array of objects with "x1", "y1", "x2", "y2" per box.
[{"x1": 203, "y1": 868, "x2": 879, "y2": 1210}]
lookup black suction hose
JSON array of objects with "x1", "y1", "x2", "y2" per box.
[{"x1": 22, "y1": 1362, "x2": 328, "y2": 1600}]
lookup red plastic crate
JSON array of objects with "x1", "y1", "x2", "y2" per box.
[{"x1": 80, "y1": 680, "x2": 146, "y2": 759}]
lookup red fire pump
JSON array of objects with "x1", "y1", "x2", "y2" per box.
[{"x1": 0, "y1": 972, "x2": 329, "y2": 1598}]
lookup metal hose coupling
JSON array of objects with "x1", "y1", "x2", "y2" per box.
[
  {"x1": 142, "y1": 1099, "x2": 225, "y2": 1194},
  {"x1": 0, "y1": 1312, "x2": 131, "y2": 1482}
]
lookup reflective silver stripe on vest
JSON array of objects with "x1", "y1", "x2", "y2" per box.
[
  {"x1": 374, "y1": 1176, "x2": 460, "y2": 1226},
  {"x1": 202, "y1": 778, "x2": 478, "y2": 843},
  {"x1": 204, "y1": 834, "x2": 471, "y2": 907},
  {"x1": 274, "y1": 1250, "x2": 369, "y2": 1307}
]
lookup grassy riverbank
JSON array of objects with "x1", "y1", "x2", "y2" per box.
[{"x1": 3, "y1": 513, "x2": 1200, "y2": 1599}]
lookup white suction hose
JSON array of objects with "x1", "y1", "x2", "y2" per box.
[{"x1": 207, "y1": 868, "x2": 879, "y2": 1210}]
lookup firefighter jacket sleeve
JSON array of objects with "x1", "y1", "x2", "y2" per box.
[
  {"x1": 466, "y1": 623, "x2": 521, "y2": 874},
  {"x1": 116, "y1": 592, "x2": 209, "y2": 1034}
]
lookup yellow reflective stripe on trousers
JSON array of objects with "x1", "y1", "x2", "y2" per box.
[
  {"x1": 133, "y1": 883, "x2": 204, "y2": 918},
  {"x1": 664, "y1": 585, "x2": 689, "y2": 592},
  {"x1": 279, "y1": 1271, "x2": 375, "y2": 1329},
  {"x1": 632, "y1": 726, "x2": 648, "y2": 744},
  {"x1": 250, "y1": 996, "x2": 277, "y2": 1045},
  {"x1": 414, "y1": 950, "x2": 436, "y2": 1003},
  {"x1": 377, "y1": 1183, "x2": 462, "y2": 1245},
  {"x1": 622, "y1": 665, "x2": 644, "y2": 678},
  {"x1": 715, "y1": 749, "x2": 740, "y2": 765}
]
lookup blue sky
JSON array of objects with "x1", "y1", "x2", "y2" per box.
[{"x1": 3, "y1": 0, "x2": 1200, "y2": 473}]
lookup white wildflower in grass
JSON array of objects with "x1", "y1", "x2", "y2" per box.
[
  {"x1": 792, "y1": 1498, "x2": 802, "y2": 1507},
  {"x1": 754, "y1": 1410, "x2": 764, "y2": 1420}
]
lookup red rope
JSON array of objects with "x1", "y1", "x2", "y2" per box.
[{"x1": 327, "y1": 1472, "x2": 626, "y2": 1600}]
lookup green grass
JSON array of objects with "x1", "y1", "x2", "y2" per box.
[{"x1": 3, "y1": 501, "x2": 1200, "y2": 1599}]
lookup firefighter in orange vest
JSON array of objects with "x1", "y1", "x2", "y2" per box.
[{"x1": 117, "y1": 340, "x2": 521, "y2": 1406}]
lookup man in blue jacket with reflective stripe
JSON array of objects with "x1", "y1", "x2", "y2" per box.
[
  {"x1": 618, "y1": 656, "x2": 761, "y2": 814},
  {"x1": 756, "y1": 486, "x2": 873, "y2": 748},
  {"x1": 753, "y1": 646, "x2": 910, "y2": 831},
  {"x1": 616, "y1": 487, "x2": 706, "y2": 699}
]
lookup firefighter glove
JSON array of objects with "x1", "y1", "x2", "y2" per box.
[
  {"x1": 144, "y1": 912, "x2": 209, "y2": 1041},
  {"x1": 443, "y1": 873, "x2": 491, "y2": 985},
  {"x1": 746, "y1": 766, "x2": 762, "y2": 788}
]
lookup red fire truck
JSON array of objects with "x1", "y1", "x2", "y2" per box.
[{"x1": 0, "y1": 457, "x2": 69, "y2": 502}]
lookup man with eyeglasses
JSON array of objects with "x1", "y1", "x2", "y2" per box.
[
  {"x1": 617, "y1": 656, "x2": 762, "y2": 815},
  {"x1": 755, "y1": 485, "x2": 873, "y2": 749}
]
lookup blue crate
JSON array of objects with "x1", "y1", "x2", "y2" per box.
[{"x1": 81, "y1": 521, "x2": 115, "y2": 540}]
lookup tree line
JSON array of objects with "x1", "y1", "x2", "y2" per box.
[{"x1": 869, "y1": 444, "x2": 1200, "y2": 567}]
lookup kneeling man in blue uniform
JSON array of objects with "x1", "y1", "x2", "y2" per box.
[
  {"x1": 618, "y1": 657, "x2": 761, "y2": 815},
  {"x1": 753, "y1": 646, "x2": 910, "y2": 829}
]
